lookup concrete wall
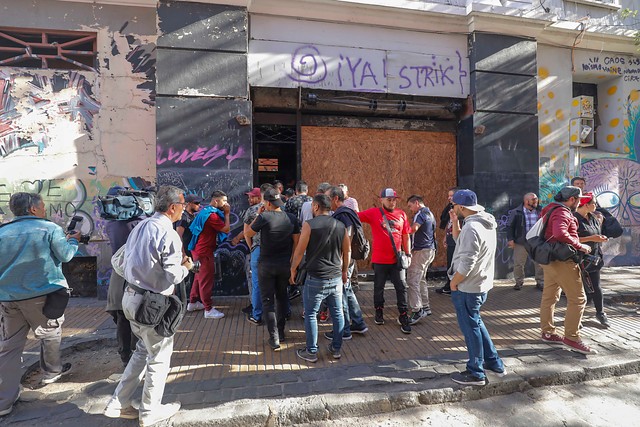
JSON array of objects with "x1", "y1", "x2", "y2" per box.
[{"x1": 0, "y1": 0, "x2": 157, "y2": 296}]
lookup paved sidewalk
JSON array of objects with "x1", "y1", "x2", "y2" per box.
[{"x1": 4, "y1": 267, "x2": 640, "y2": 426}]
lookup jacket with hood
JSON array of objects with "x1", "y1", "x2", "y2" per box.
[
  {"x1": 541, "y1": 202, "x2": 582, "y2": 251},
  {"x1": 447, "y1": 211, "x2": 497, "y2": 293}
]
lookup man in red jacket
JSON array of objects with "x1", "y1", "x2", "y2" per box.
[{"x1": 540, "y1": 186, "x2": 596, "y2": 354}]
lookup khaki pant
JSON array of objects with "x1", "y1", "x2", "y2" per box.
[
  {"x1": 0, "y1": 296, "x2": 64, "y2": 412},
  {"x1": 406, "y1": 248, "x2": 436, "y2": 313},
  {"x1": 540, "y1": 260, "x2": 586, "y2": 342},
  {"x1": 109, "y1": 288, "x2": 174, "y2": 423},
  {"x1": 513, "y1": 243, "x2": 544, "y2": 286}
]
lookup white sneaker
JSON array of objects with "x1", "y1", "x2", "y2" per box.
[
  {"x1": 204, "y1": 307, "x2": 225, "y2": 319},
  {"x1": 186, "y1": 301, "x2": 205, "y2": 312},
  {"x1": 139, "y1": 402, "x2": 181, "y2": 427},
  {"x1": 103, "y1": 399, "x2": 139, "y2": 419}
]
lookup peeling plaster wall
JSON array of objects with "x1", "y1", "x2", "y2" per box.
[
  {"x1": 0, "y1": 0, "x2": 157, "y2": 296},
  {"x1": 537, "y1": 45, "x2": 640, "y2": 267}
]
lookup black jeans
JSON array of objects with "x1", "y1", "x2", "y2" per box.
[
  {"x1": 258, "y1": 262, "x2": 289, "y2": 341},
  {"x1": 110, "y1": 310, "x2": 138, "y2": 364},
  {"x1": 584, "y1": 269, "x2": 604, "y2": 314},
  {"x1": 372, "y1": 263, "x2": 408, "y2": 314}
]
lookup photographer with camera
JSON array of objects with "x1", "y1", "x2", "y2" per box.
[
  {"x1": 539, "y1": 186, "x2": 597, "y2": 355},
  {"x1": 0, "y1": 193, "x2": 81, "y2": 416},
  {"x1": 574, "y1": 192, "x2": 610, "y2": 328}
]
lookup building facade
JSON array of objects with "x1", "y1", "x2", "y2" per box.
[{"x1": 1, "y1": 0, "x2": 638, "y2": 293}]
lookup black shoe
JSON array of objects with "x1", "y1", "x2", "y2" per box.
[
  {"x1": 513, "y1": 283, "x2": 523, "y2": 291},
  {"x1": 327, "y1": 343, "x2": 341, "y2": 359},
  {"x1": 596, "y1": 312, "x2": 610, "y2": 328},
  {"x1": 324, "y1": 331, "x2": 352, "y2": 341},
  {"x1": 350, "y1": 324, "x2": 368, "y2": 334},
  {"x1": 398, "y1": 313, "x2": 412, "y2": 334},
  {"x1": 422, "y1": 306, "x2": 432, "y2": 316},
  {"x1": 268, "y1": 337, "x2": 280, "y2": 351},
  {"x1": 451, "y1": 370, "x2": 486, "y2": 386},
  {"x1": 241, "y1": 304, "x2": 253, "y2": 314},
  {"x1": 246, "y1": 314, "x2": 262, "y2": 325},
  {"x1": 278, "y1": 329, "x2": 286, "y2": 343},
  {"x1": 374, "y1": 307, "x2": 384, "y2": 325},
  {"x1": 536, "y1": 283, "x2": 544, "y2": 291},
  {"x1": 288, "y1": 287, "x2": 301, "y2": 300},
  {"x1": 435, "y1": 287, "x2": 451, "y2": 295}
]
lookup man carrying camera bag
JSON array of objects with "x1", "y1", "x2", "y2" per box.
[
  {"x1": 104, "y1": 186, "x2": 192, "y2": 426},
  {"x1": 0, "y1": 192, "x2": 80, "y2": 416},
  {"x1": 539, "y1": 186, "x2": 597, "y2": 355}
]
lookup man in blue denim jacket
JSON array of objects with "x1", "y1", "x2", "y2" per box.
[
  {"x1": 447, "y1": 189, "x2": 505, "y2": 386},
  {"x1": 0, "y1": 192, "x2": 80, "y2": 416}
]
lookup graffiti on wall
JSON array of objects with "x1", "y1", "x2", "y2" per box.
[
  {"x1": 0, "y1": 71, "x2": 100, "y2": 158},
  {"x1": 249, "y1": 41, "x2": 470, "y2": 98}
]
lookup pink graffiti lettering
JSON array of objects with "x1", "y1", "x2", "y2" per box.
[{"x1": 157, "y1": 145, "x2": 239, "y2": 167}]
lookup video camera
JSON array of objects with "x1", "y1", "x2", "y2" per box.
[
  {"x1": 190, "y1": 260, "x2": 201, "y2": 274},
  {"x1": 67, "y1": 215, "x2": 91, "y2": 244}
]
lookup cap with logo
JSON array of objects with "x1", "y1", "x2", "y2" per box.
[
  {"x1": 452, "y1": 189, "x2": 485, "y2": 212},
  {"x1": 263, "y1": 188, "x2": 285, "y2": 208},
  {"x1": 380, "y1": 188, "x2": 399, "y2": 199}
]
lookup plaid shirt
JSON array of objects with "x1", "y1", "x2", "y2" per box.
[{"x1": 524, "y1": 207, "x2": 539, "y2": 233}]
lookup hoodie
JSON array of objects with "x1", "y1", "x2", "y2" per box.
[{"x1": 447, "y1": 211, "x2": 497, "y2": 293}]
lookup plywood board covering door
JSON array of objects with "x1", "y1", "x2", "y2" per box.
[{"x1": 301, "y1": 126, "x2": 456, "y2": 268}]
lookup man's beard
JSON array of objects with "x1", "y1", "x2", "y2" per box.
[{"x1": 383, "y1": 205, "x2": 394, "y2": 212}]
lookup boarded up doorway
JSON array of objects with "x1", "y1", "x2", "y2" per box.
[{"x1": 301, "y1": 126, "x2": 456, "y2": 268}]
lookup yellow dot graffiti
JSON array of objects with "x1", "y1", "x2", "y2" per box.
[
  {"x1": 540, "y1": 123, "x2": 551, "y2": 136},
  {"x1": 608, "y1": 86, "x2": 618, "y2": 95},
  {"x1": 538, "y1": 67, "x2": 550, "y2": 79},
  {"x1": 556, "y1": 110, "x2": 565, "y2": 120},
  {"x1": 610, "y1": 118, "x2": 620, "y2": 127},
  {"x1": 607, "y1": 134, "x2": 615, "y2": 142}
]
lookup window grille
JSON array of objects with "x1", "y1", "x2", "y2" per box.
[{"x1": 0, "y1": 28, "x2": 97, "y2": 71}]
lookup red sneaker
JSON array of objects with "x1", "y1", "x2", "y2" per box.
[
  {"x1": 318, "y1": 310, "x2": 329, "y2": 323},
  {"x1": 563, "y1": 338, "x2": 597, "y2": 354},
  {"x1": 541, "y1": 332, "x2": 564, "y2": 344}
]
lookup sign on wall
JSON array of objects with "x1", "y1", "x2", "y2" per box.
[{"x1": 249, "y1": 40, "x2": 469, "y2": 98}]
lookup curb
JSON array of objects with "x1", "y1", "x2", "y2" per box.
[{"x1": 172, "y1": 357, "x2": 640, "y2": 427}]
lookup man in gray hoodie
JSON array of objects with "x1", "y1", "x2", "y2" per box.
[{"x1": 447, "y1": 189, "x2": 505, "y2": 386}]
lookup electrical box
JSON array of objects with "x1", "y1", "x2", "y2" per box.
[{"x1": 569, "y1": 96, "x2": 595, "y2": 147}]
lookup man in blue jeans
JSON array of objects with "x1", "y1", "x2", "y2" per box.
[
  {"x1": 448, "y1": 189, "x2": 505, "y2": 386},
  {"x1": 325, "y1": 185, "x2": 368, "y2": 339},
  {"x1": 290, "y1": 194, "x2": 350, "y2": 362}
]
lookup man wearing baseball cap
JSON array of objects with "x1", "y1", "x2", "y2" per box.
[
  {"x1": 358, "y1": 188, "x2": 412, "y2": 334},
  {"x1": 448, "y1": 189, "x2": 504, "y2": 386},
  {"x1": 245, "y1": 188, "x2": 301, "y2": 350},
  {"x1": 539, "y1": 186, "x2": 596, "y2": 355}
]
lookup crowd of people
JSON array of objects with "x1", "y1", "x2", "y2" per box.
[{"x1": 0, "y1": 175, "x2": 619, "y2": 423}]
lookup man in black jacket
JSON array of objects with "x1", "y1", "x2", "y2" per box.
[
  {"x1": 506, "y1": 193, "x2": 544, "y2": 290},
  {"x1": 436, "y1": 187, "x2": 458, "y2": 294}
]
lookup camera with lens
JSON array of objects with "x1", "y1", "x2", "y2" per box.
[
  {"x1": 190, "y1": 260, "x2": 201, "y2": 274},
  {"x1": 66, "y1": 215, "x2": 91, "y2": 244},
  {"x1": 581, "y1": 253, "x2": 601, "y2": 266}
]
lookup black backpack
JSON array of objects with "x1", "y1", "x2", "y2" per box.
[
  {"x1": 333, "y1": 207, "x2": 370, "y2": 260},
  {"x1": 96, "y1": 188, "x2": 155, "y2": 221}
]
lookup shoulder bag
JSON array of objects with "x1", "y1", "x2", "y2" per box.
[
  {"x1": 294, "y1": 220, "x2": 338, "y2": 286},
  {"x1": 380, "y1": 208, "x2": 410, "y2": 270},
  {"x1": 524, "y1": 205, "x2": 576, "y2": 265}
]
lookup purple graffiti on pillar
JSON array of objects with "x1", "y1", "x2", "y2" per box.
[{"x1": 288, "y1": 45, "x2": 328, "y2": 84}]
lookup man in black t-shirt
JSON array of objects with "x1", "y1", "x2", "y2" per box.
[
  {"x1": 290, "y1": 194, "x2": 350, "y2": 363},
  {"x1": 246, "y1": 188, "x2": 300, "y2": 350}
]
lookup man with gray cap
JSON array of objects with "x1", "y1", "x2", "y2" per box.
[
  {"x1": 448, "y1": 189, "x2": 504, "y2": 386},
  {"x1": 539, "y1": 186, "x2": 596, "y2": 355}
]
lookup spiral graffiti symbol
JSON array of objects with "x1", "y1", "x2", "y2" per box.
[{"x1": 288, "y1": 45, "x2": 328, "y2": 84}]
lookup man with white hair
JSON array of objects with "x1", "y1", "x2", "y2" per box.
[{"x1": 339, "y1": 184, "x2": 359, "y2": 213}]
